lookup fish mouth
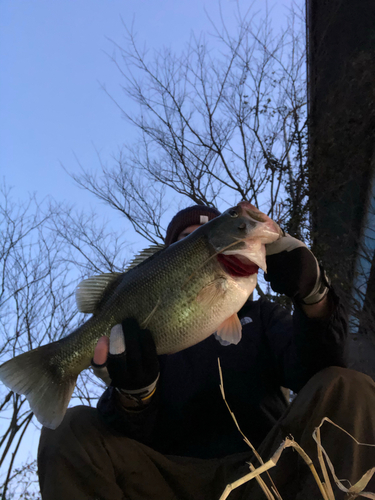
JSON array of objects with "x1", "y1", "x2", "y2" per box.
[{"x1": 217, "y1": 254, "x2": 259, "y2": 277}]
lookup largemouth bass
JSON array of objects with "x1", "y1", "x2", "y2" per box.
[{"x1": 0, "y1": 202, "x2": 280, "y2": 429}]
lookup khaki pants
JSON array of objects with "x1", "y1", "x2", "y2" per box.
[{"x1": 38, "y1": 367, "x2": 375, "y2": 500}]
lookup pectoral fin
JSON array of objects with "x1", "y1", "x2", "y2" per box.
[
  {"x1": 215, "y1": 314, "x2": 242, "y2": 346},
  {"x1": 195, "y1": 278, "x2": 227, "y2": 307}
]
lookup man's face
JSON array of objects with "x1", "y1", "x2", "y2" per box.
[{"x1": 177, "y1": 224, "x2": 201, "y2": 241}]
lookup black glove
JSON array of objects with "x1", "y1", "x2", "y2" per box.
[
  {"x1": 265, "y1": 233, "x2": 329, "y2": 304},
  {"x1": 106, "y1": 318, "x2": 160, "y2": 403}
]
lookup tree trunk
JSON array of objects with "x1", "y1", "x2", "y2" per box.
[{"x1": 307, "y1": 0, "x2": 375, "y2": 378}]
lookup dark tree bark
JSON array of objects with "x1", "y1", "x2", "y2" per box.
[{"x1": 307, "y1": 0, "x2": 375, "y2": 378}]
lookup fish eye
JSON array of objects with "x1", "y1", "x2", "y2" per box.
[{"x1": 228, "y1": 208, "x2": 239, "y2": 218}]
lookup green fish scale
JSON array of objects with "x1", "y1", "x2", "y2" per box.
[
  {"x1": 47, "y1": 209, "x2": 265, "y2": 374},
  {"x1": 49, "y1": 235, "x2": 219, "y2": 374}
]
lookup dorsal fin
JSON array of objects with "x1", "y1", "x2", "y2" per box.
[
  {"x1": 125, "y1": 244, "x2": 165, "y2": 271},
  {"x1": 75, "y1": 273, "x2": 122, "y2": 313},
  {"x1": 75, "y1": 245, "x2": 164, "y2": 314}
]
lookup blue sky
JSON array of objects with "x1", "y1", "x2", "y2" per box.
[
  {"x1": 1, "y1": 0, "x2": 291, "y2": 221},
  {"x1": 0, "y1": 1, "x2": 295, "y2": 489},
  {"x1": 2, "y1": 0, "x2": 203, "y2": 207}
]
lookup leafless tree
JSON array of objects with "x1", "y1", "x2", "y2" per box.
[
  {"x1": 347, "y1": 191, "x2": 375, "y2": 377},
  {"x1": 0, "y1": 2, "x2": 327, "y2": 497},
  {"x1": 0, "y1": 186, "x2": 131, "y2": 498},
  {"x1": 2, "y1": 2, "x2": 375, "y2": 497},
  {"x1": 72, "y1": 3, "x2": 309, "y2": 243},
  {"x1": 0, "y1": 186, "x2": 77, "y2": 498}
]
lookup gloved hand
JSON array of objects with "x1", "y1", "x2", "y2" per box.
[
  {"x1": 92, "y1": 318, "x2": 159, "y2": 404},
  {"x1": 265, "y1": 232, "x2": 330, "y2": 305}
]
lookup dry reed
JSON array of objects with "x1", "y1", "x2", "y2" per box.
[{"x1": 217, "y1": 359, "x2": 375, "y2": 500}]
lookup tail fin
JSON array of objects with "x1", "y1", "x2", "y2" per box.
[{"x1": 0, "y1": 343, "x2": 78, "y2": 429}]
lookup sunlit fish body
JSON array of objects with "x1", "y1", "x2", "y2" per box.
[{"x1": 0, "y1": 202, "x2": 280, "y2": 429}]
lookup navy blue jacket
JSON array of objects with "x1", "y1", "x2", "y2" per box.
[{"x1": 98, "y1": 292, "x2": 347, "y2": 459}]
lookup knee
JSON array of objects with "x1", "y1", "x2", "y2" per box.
[
  {"x1": 310, "y1": 366, "x2": 374, "y2": 392},
  {"x1": 61, "y1": 405, "x2": 99, "y2": 432},
  {"x1": 39, "y1": 406, "x2": 99, "y2": 452}
]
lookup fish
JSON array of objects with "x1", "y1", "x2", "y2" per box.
[{"x1": 0, "y1": 202, "x2": 281, "y2": 429}]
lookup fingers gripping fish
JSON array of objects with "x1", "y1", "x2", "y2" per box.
[{"x1": 0, "y1": 202, "x2": 280, "y2": 429}]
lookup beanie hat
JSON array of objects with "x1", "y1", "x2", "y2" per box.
[{"x1": 165, "y1": 205, "x2": 221, "y2": 246}]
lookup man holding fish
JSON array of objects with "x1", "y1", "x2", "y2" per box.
[{"x1": 3, "y1": 202, "x2": 375, "y2": 498}]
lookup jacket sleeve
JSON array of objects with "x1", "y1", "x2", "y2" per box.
[
  {"x1": 260, "y1": 287, "x2": 348, "y2": 393},
  {"x1": 97, "y1": 385, "x2": 159, "y2": 444}
]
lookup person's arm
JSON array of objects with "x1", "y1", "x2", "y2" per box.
[
  {"x1": 260, "y1": 290, "x2": 348, "y2": 393},
  {"x1": 292, "y1": 286, "x2": 348, "y2": 381},
  {"x1": 265, "y1": 231, "x2": 331, "y2": 308},
  {"x1": 300, "y1": 293, "x2": 334, "y2": 319},
  {"x1": 262, "y1": 228, "x2": 348, "y2": 390},
  {"x1": 92, "y1": 319, "x2": 160, "y2": 443}
]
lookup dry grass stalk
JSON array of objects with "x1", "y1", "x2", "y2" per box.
[
  {"x1": 217, "y1": 435, "x2": 331, "y2": 500},
  {"x1": 313, "y1": 417, "x2": 375, "y2": 499},
  {"x1": 218, "y1": 359, "x2": 327, "y2": 499},
  {"x1": 218, "y1": 439, "x2": 292, "y2": 500},
  {"x1": 316, "y1": 426, "x2": 335, "y2": 500},
  {"x1": 217, "y1": 359, "x2": 375, "y2": 500},
  {"x1": 248, "y1": 463, "x2": 279, "y2": 500},
  {"x1": 218, "y1": 358, "x2": 281, "y2": 499}
]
